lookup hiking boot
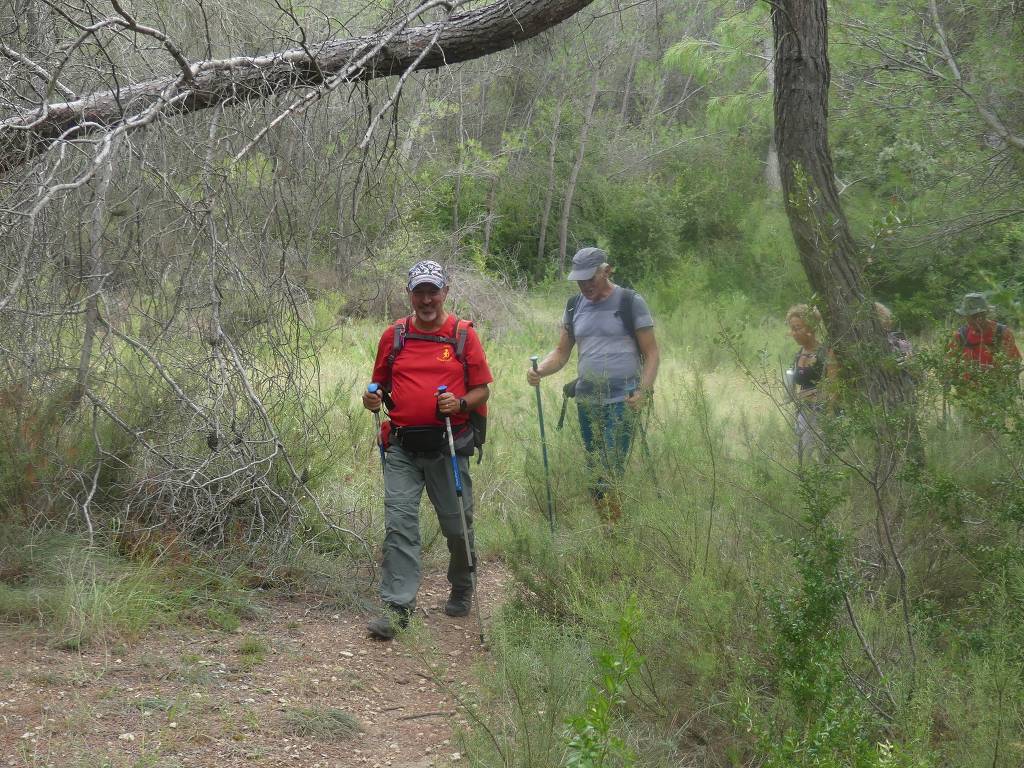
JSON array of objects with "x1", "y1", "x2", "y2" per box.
[
  {"x1": 367, "y1": 605, "x2": 410, "y2": 640},
  {"x1": 594, "y1": 490, "x2": 622, "y2": 525},
  {"x1": 606, "y1": 491, "x2": 622, "y2": 523},
  {"x1": 444, "y1": 587, "x2": 473, "y2": 617}
]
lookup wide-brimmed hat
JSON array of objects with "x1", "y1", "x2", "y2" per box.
[
  {"x1": 566, "y1": 247, "x2": 607, "y2": 281},
  {"x1": 955, "y1": 292, "x2": 994, "y2": 316},
  {"x1": 407, "y1": 260, "x2": 447, "y2": 290}
]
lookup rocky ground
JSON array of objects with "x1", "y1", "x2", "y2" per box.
[{"x1": 0, "y1": 565, "x2": 509, "y2": 768}]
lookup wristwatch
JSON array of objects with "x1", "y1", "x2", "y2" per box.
[{"x1": 459, "y1": 398, "x2": 468, "y2": 412}]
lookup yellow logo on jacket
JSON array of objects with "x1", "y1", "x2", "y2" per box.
[{"x1": 437, "y1": 347, "x2": 453, "y2": 362}]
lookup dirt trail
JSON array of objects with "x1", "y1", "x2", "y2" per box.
[{"x1": 1, "y1": 565, "x2": 508, "y2": 768}]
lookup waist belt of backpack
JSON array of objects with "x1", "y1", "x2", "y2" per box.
[
  {"x1": 393, "y1": 424, "x2": 470, "y2": 454},
  {"x1": 392, "y1": 426, "x2": 445, "y2": 453}
]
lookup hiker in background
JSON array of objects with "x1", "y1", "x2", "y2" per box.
[
  {"x1": 875, "y1": 301, "x2": 913, "y2": 365},
  {"x1": 948, "y1": 293, "x2": 1021, "y2": 376},
  {"x1": 785, "y1": 304, "x2": 834, "y2": 464},
  {"x1": 526, "y1": 247, "x2": 660, "y2": 524},
  {"x1": 362, "y1": 260, "x2": 493, "y2": 640}
]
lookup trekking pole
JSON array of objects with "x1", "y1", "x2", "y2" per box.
[
  {"x1": 366, "y1": 383, "x2": 386, "y2": 474},
  {"x1": 437, "y1": 386, "x2": 485, "y2": 646},
  {"x1": 530, "y1": 356, "x2": 556, "y2": 533},
  {"x1": 556, "y1": 396, "x2": 569, "y2": 431},
  {"x1": 631, "y1": 389, "x2": 660, "y2": 492}
]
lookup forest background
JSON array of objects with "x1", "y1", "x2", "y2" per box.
[{"x1": 1, "y1": 0, "x2": 1023, "y2": 765}]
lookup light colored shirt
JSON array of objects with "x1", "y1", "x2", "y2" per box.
[{"x1": 563, "y1": 286, "x2": 654, "y2": 404}]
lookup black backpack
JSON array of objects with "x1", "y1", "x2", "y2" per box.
[{"x1": 384, "y1": 316, "x2": 487, "y2": 462}]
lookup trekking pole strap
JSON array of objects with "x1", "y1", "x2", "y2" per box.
[{"x1": 438, "y1": 386, "x2": 464, "y2": 495}]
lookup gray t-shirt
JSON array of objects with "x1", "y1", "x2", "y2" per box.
[{"x1": 562, "y1": 286, "x2": 654, "y2": 404}]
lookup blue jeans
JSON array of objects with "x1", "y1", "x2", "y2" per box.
[{"x1": 577, "y1": 400, "x2": 636, "y2": 498}]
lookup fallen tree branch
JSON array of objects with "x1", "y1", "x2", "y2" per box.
[{"x1": 0, "y1": 0, "x2": 595, "y2": 174}]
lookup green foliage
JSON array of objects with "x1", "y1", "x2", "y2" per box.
[
  {"x1": 756, "y1": 464, "x2": 894, "y2": 767},
  {"x1": 451, "y1": 297, "x2": 1024, "y2": 766},
  {"x1": 770, "y1": 464, "x2": 848, "y2": 719},
  {"x1": 705, "y1": 93, "x2": 768, "y2": 133},
  {"x1": 662, "y1": 40, "x2": 716, "y2": 85},
  {"x1": 564, "y1": 600, "x2": 642, "y2": 768},
  {"x1": 828, "y1": 0, "x2": 1024, "y2": 326}
]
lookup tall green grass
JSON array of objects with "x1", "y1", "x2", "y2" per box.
[
  {"x1": 0, "y1": 523, "x2": 260, "y2": 648},
  {"x1": 5, "y1": 283, "x2": 1022, "y2": 767},
  {"x1": 425, "y1": 287, "x2": 1024, "y2": 767}
]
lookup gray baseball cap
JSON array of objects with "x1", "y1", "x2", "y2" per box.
[
  {"x1": 955, "y1": 292, "x2": 994, "y2": 316},
  {"x1": 407, "y1": 260, "x2": 447, "y2": 290},
  {"x1": 566, "y1": 247, "x2": 607, "y2": 281}
]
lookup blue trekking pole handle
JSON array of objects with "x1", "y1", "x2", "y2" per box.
[
  {"x1": 437, "y1": 386, "x2": 463, "y2": 495},
  {"x1": 367, "y1": 383, "x2": 386, "y2": 473},
  {"x1": 531, "y1": 356, "x2": 555, "y2": 533}
]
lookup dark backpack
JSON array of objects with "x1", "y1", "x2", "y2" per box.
[
  {"x1": 565, "y1": 287, "x2": 641, "y2": 353},
  {"x1": 385, "y1": 315, "x2": 487, "y2": 462}
]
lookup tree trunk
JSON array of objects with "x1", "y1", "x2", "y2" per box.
[
  {"x1": 71, "y1": 137, "x2": 119, "y2": 409},
  {"x1": 772, "y1": 0, "x2": 913, "y2": 410},
  {"x1": 762, "y1": 38, "x2": 782, "y2": 193},
  {"x1": 0, "y1": 0, "x2": 598, "y2": 174},
  {"x1": 557, "y1": 68, "x2": 600, "y2": 275},
  {"x1": 482, "y1": 180, "x2": 497, "y2": 258},
  {"x1": 453, "y1": 73, "x2": 465, "y2": 236},
  {"x1": 616, "y1": 40, "x2": 640, "y2": 136},
  {"x1": 536, "y1": 94, "x2": 565, "y2": 272}
]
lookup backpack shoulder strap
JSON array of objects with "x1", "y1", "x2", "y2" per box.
[
  {"x1": 619, "y1": 287, "x2": 637, "y2": 340},
  {"x1": 402, "y1": 315, "x2": 459, "y2": 345},
  {"x1": 453, "y1": 318, "x2": 471, "y2": 387},
  {"x1": 565, "y1": 294, "x2": 582, "y2": 340},
  {"x1": 386, "y1": 316, "x2": 412, "y2": 367},
  {"x1": 957, "y1": 324, "x2": 969, "y2": 348},
  {"x1": 453, "y1": 318, "x2": 470, "y2": 361}
]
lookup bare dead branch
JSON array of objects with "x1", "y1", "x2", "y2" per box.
[
  {"x1": 108, "y1": 0, "x2": 196, "y2": 84},
  {"x1": 0, "y1": 42, "x2": 77, "y2": 100},
  {"x1": 0, "y1": 0, "x2": 596, "y2": 174}
]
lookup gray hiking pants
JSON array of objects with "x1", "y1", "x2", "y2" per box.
[{"x1": 380, "y1": 444, "x2": 475, "y2": 611}]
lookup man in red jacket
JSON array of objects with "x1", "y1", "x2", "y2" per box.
[
  {"x1": 362, "y1": 260, "x2": 492, "y2": 639},
  {"x1": 948, "y1": 293, "x2": 1021, "y2": 373}
]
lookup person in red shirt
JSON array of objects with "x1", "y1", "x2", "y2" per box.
[
  {"x1": 362, "y1": 260, "x2": 492, "y2": 639},
  {"x1": 948, "y1": 293, "x2": 1021, "y2": 374}
]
